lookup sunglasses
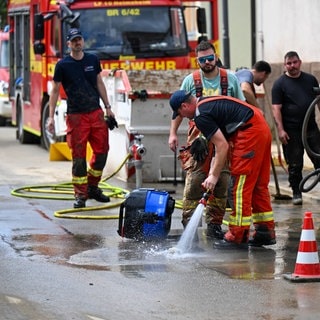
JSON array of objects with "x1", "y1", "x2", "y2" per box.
[{"x1": 198, "y1": 54, "x2": 215, "y2": 64}]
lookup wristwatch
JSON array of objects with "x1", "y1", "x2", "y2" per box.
[{"x1": 106, "y1": 104, "x2": 112, "y2": 109}]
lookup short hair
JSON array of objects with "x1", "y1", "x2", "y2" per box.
[
  {"x1": 253, "y1": 60, "x2": 272, "y2": 74},
  {"x1": 195, "y1": 40, "x2": 216, "y2": 54},
  {"x1": 284, "y1": 51, "x2": 300, "y2": 61}
]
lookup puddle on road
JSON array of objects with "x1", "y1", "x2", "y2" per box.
[
  {"x1": 66, "y1": 235, "x2": 208, "y2": 277},
  {"x1": 5, "y1": 226, "x2": 310, "y2": 280},
  {"x1": 8, "y1": 233, "x2": 104, "y2": 263},
  {"x1": 6, "y1": 213, "x2": 320, "y2": 280}
]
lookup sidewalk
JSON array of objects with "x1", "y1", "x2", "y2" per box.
[
  {"x1": 271, "y1": 141, "x2": 314, "y2": 170},
  {"x1": 270, "y1": 141, "x2": 320, "y2": 203}
]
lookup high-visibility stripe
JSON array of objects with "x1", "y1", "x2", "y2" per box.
[
  {"x1": 300, "y1": 230, "x2": 316, "y2": 242},
  {"x1": 229, "y1": 214, "x2": 251, "y2": 226},
  {"x1": 234, "y1": 175, "x2": 246, "y2": 225},
  {"x1": 252, "y1": 211, "x2": 274, "y2": 223},
  {"x1": 296, "y1": 252, "x2": 320, "y2": 264},
  {"x1": 72, "y1": 176, "x2": 88, "y2": 185},
  {"x1": 241, "y1": 216, "x2": 251, "y2": 226},
  {"x1": 88, "y1": 167, "x2": 103, "y2": 177}
]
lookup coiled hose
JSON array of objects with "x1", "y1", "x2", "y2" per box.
[{"x1": 11, "y1": 153, "x2": 183, "y2": 219}]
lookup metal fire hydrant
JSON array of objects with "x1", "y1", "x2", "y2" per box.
[{"x1": 129, "y1": 133, "x2": 146, "y2": 188}]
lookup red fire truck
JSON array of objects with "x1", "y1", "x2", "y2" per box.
[
  {"x1": 7, "y1": 0, "x2": 218, "y2": 150},
  {"x1": 0, "y1": 26, "x2": 10, "y2": 126}
]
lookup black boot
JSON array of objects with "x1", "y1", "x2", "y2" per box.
[
  {"x1": 74, "y1": 197, "x2": 86, "y2": 208},
  {"x1": 248, "y1": 225, "x2": 276, "y2": 247},
  {"x1": 213, "y1": 239, "x2": 248, "y2": 250},
  {"x1": 206, "y1": 223, "x2": 225, "y2": 239},
  {"x1": 292, "y1": 189, "x2": 303, "y2": 205},
  {"x1": 88, "y1": 186, "x2": 110, "y2": 203}
]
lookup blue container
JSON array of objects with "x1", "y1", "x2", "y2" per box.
[{"x1": 118, "y1": 188, "x2": 175, "y2": 240}]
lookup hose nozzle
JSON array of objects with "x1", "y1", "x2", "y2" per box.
[{"x1": 199, "y1": 190, "x2": 212, "y2": 206}]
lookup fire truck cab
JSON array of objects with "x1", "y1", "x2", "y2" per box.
[{"x1": 7, "y1": 0, "x2": 209, "y2": 150}]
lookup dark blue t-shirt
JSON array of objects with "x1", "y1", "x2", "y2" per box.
[
  {"x1": 194, "y1": 96, "x2": 253, "y2": 141},
  {"x1": 53, "y1": 53, "x2": 102, "y2": 114},
  {"x1": 271, "y1": 71, "x2": 319, "y2": 129}
]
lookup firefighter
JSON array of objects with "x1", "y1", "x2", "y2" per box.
[
  {"x1": 48, "y1": 28, "x2": 117, "y2": 208},
  {"x1": 168, "y1": 41, "x2": 245, "y2": 239},
  {"x1": 169, "y1": 90, "x2": 276, "y2": 249}
]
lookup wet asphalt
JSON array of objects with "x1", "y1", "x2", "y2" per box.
[{"x1": 1, "y1": 126, "x2": 320, "y2": 320}]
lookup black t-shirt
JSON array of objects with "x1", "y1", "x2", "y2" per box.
[
  {"x1": 194, "y1": 96, "x2": 253, "y2": 141},
  {"x1": 53, "y1": 53, "x2": 102, "y2": 114},
  {"x1": 271, "y1": 72, "x2": 319, "y2": 129}
]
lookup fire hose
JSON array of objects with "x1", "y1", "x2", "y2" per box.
[
  {"x1": 11, "y1": 151, "x2": 184, "y2": 219},
  {"x1": 11, "y1": 153, "x2": 131, "y2": 219}
]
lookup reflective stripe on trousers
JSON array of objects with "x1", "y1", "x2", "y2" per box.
[
  {"x1": 228, "y1": 107, "x2": 274, "y2": 230},
  {"x1": 66, "y1": 108, "x2": 109, "y2": 198}
]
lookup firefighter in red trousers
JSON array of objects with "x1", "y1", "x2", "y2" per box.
[
  {"x1": 48, "y1": 28, "x2": 117, "y2": 209},
  {"x1": 169, "y1": 90, "x2": 276, "y2": 249}
]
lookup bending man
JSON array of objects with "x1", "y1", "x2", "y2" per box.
[{"x1": 169, "y1": 90, "x2": 276, "y2": 249}]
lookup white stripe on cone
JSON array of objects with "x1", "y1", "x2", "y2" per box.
[
  {"x1": 296, "y1": 252, "x2": 320, "y2": 264},
  {"x1": 300, "y1": 230, "x2": 317, "y2": 241}
]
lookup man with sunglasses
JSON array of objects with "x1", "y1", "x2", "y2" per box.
[
  {"x1": 168, "y1": 40, "x2": 244, "y2": 239},
  {"x1": 272, "y1": 51, "x2": 320, "y2": 205}
]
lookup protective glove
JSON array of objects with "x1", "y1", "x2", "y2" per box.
[
  {"x1": 190, "y1": 137, "x2": 208, "y2": 162},
  {"x1": 106, "y1": 116, "x2": 118, "y2": 130}
]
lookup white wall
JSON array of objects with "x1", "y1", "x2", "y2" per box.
[
  {"x1": 218, "y1": 0, "x2": 252, "y2": 69},
  {"x1": 218, "y1": 0, "x2": 320, "y2": 68},
  {"x1": 228, "y1": 0, "x2": 252, "y2": 68},
  {"x1": 256, "y1": 0, "x2": 320, "y2": 63}
]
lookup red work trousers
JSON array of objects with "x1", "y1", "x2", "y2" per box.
[
  {"x1": 66, "y1": 108, "x2": 109, "y2": 199},
  {"x1": 226, "y1": 107, "x2": 274, "y2": 243}
]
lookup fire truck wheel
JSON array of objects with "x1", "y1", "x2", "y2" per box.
[
  {"x1": 41, "y1": 101, "x2": 65, "y2": 150},
  {"x1": 41, "y1": 102, "x2": 53, "y2": 150},
  {"x1": 17, "y1": 99, "x2": 39, "y2": 144}
]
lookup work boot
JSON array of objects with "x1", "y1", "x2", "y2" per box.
[
  {"x1": 88, "y1": 186, "x2": 110, "y2": 203},
  {"x1": 74, "y1": 197, "x2": 86, "y2": 209},
  {"x1": 248, "y1": 224, "x2": 276, "y2": 247},
  {"x1": 213, "y1": 228, "x2": 249, "y2": 250},
  {"x1": 292, "y1": 191, "x2": 303, "y2": 205},
  {"x1": 213, "y1": 239, "x2": 248, "y2": 250},
  {"x1": 206, "y1": 223, "x2": 225, "y2": 239}
]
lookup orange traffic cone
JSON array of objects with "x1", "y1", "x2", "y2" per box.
[{"x1": 284, "y1": 211, "x2": 320, "y2": 282}]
